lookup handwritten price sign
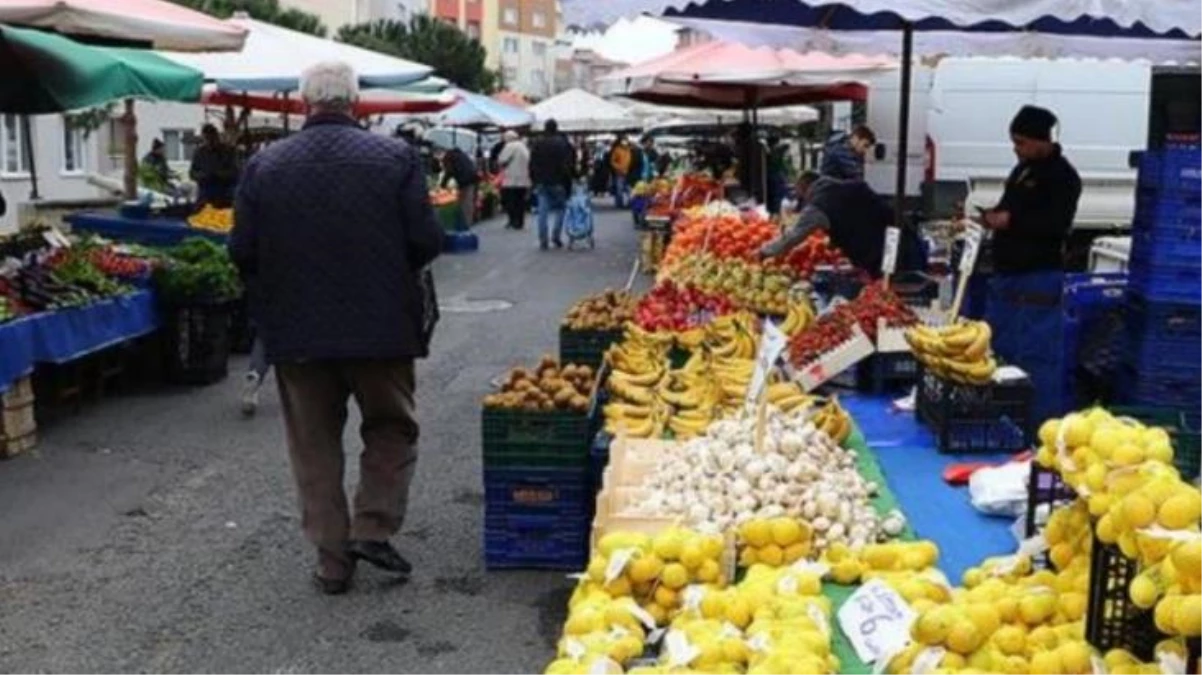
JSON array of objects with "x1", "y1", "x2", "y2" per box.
[
  {"x1": 745, "y1": 319, "x2": 788, "y2": 408},
  {"x1": 837, "y1": 579, "x2": 917, "y2": 664}
]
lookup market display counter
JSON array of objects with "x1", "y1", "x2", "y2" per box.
[
  {"x1": 65, "y1": 212, "x2": 226, "y2": 247},
  {"x1": 0, "y1": 290, "x2": 159, "y2": 394}
]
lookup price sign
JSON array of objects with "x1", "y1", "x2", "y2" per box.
[
  {"x1": 959, "y1": 224, "x2": 983, "y2": 275},
  {"x1": 745, "y1": 319, "x2": 789, "y2": 408},
  {"x1": 837, "y1": 579, "x2": 917, "y2": 664},
  {"x1": 881, "y1": 227, "x2": 900, "y2": 276}
]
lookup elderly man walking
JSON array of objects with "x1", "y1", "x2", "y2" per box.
[{"x1": 229, "y1": 61, "x2": 443, "y2": 595}]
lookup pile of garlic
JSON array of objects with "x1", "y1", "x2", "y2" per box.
[{"x1": 632, "y1": 406, "x2": 902, "y2": 552}]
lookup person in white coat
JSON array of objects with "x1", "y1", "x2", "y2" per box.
[{"x1": 497, "y1": 130, "x2": 531, "y2": 230}]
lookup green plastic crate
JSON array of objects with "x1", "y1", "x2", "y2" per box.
[
  {"x1": 1111, "y1": 405, "x2": 1200, "y2": 480},
  {"x1": 559, "y1": 326, "x2": 622, "y2": 369},
  {"x1": 482, "y1": 408, "x2": 592, "y2": 469},
  {"x1": 436, "y1": 202, "x2": 460, "y2": 231}
]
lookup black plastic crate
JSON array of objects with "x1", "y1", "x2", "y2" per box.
[
  {"x1": 161, "y1": 303, "x2": 232, "y2": 385},
  {"x1": 1085, "y1": 534, "x2": 1165, "y2": 661},
  {"x1": 855, "y1": 352, "x2": 920, "y2": 394},
  {"x1": 1024, "y1": 463, "x2": 1077, "y2": 567},
  {"x1": 559, "y1": 326, "x2": 622, "y2": 369},
  {"x1": 916, "y1": 366, "x2": 1034, "y2": 454},
  {"x1": 482, "y1": 408, "x2": 592, "y2": 469}
]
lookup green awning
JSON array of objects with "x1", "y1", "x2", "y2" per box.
[{"x1": 0, "y1": 24, "x2": 203, "y2": 113}]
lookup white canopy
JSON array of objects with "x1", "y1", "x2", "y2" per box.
[
  {"x1": 0, "y1": 0, "x2": 247, "y2": 52},
  {"x1": 529, "y1": 88, "x2": 640, "y2": 132},
  {"x1": 163, "y1": 15, "x2": 432, "y2": 92}
]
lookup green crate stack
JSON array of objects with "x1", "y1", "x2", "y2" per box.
[
  {"x1": 558, "y1": 326, "x2": 623, "y2": 369},
  {"x1": 481, "y1": 408, "x2": 593, "y2": 469}
]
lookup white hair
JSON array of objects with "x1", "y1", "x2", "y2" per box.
[{"x1": 299, "y1": 61, "x2": 359, "y2": 111}]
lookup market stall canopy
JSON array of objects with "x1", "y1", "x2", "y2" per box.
[
  {"x1": 162, "y1": 15, "x2": 432, "y2": 91},
  {"x1": 436, "y1": 88, "x2": 534, "y2": 128},
  {"x1": 492, "y1": 90, "x2": 530, "y2": 108},
  {"x1": 566, "y1": 0, "x2": 1200, "y2": 62},
  {"x1": 0, "y1": 0, "x2": 247, "y2": 52},
  {"x1": 600, "y1": 40, "x2": 890, "y2": 108},
  {"x1": 0, "y1": 24, "x2": 203, "y2": 113},
  {"x1": 528, "y1": 88, "x2": 639, "y2": 132}
]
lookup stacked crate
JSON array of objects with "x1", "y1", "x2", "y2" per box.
[
  {"x1": 481, "y1": 405, "x2": 594, "y2": 570},
  {"x1": 1, "y1": 377, "x2": 37, "y2": 458},
  {"x1": 1122, "y1": 147, "x2": 1201, "y2": 479}
]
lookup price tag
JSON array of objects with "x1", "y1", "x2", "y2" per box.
[
  {"x1": 959, "y1": 224, "x2": 983, "y2": 275},
  {"x1": 837, "y1": 579, "x2": 917, "y2": 664},
  {"x1": 881, "y1": 227, "x2": 900, "y2": 275},
  {"x1": 745, "y1": 319, "x2": 789, "y2": 408}
]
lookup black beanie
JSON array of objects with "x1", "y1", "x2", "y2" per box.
[{"x1": 1010, "y1": 105, "x2": 1057, "y2": 141}]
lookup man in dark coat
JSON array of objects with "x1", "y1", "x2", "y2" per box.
[
  {"x1": 439, "y1": 145, "x2": 480, "y2": 230},
  {"x1": 189, "y1": 123, "x2": 238, "y2": 207},
  {"x1": 229, "y1": 61, "x2": 443, "y2": 595},
  {"x1": 528, "y1": 118, "x2": 576, "y2": 249}
]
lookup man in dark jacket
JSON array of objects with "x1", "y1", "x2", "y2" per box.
[
  {"x1": 439, "y1": 146, "x2": 479, "y2": 230},
  {"x1": 528, "y1": 118, "x2": 575, "y2": 249},
  {"x1": 820, "y1": 125, "x2": 875, "y2": 181},
  {"x1": 229, "y1": 61, "x2": 443, "y2": 595},
  {"x1": 760, "y1": 172, "x2": 925, "y2": 276},
  {"x1": 189, "y1": 123, "x2": 238, "y2": 207}
]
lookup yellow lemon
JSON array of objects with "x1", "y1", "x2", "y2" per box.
[
  {"x1": 1113, "y1": 442, "x2": 1147, "y2": 466},
  {"x1": 724, "y1": 596, "x2": 752, "y2": 629},
  {"x1": 701, "y1": 534, "x2": 725, "y2": 560},
  {"x1": 1158, "y1": 490, "x2": 1202, "y2": 530},
  {"x1": 661, "y1": 563, "x2": 689, "y2": 590},
  {"x1": 652, "y1": 529, "x2": 685, "y2": 561},
  {"x1": 993, "y1": 625, "x2": 1027, "y2": 655},
  {"x1": 1063, "y1": 414, "x2": 1094, "y2": 448},
  {"x1": 913, "y1": 606, "x2": 954, "y2": 645},
  {"x1": 653, "y1": 584, "x2": 678, "y2": 609},
  {"x1": 996, "y1": 596, "x2": 1020, "y2": 623},
  {"x1": 1130, "y1": 574, "x2": 1160, "y2": 609},
  {"x1": 740, "y1": 520, "x2": 772, "y2": 548},
  {"x1": 586, "y1": 555, "x2": 608, "y2": 583},
  {"x1": 830, "y1": 558, "x2": 863, "y2": 585},
  {"x1": 966, "y1": 603, "x2": 1001, "y2": 637},
  {"x1": 1059, "y1": 591, "x2": 1087, "y2": 621},
  {"x1": 739, "y1": 547, "x2": 759, "y2": 568},
  {"x1": 679, "y1": 541, "x2": 707, "y2": 570},
  {"x1": 628, "y1": 554, "x2": 664, "y2": 584},
  {"x1": 1173, "y1": 595, "x2": 1201, "y2": 636},
  {"x1": 1028, "y1": 650, "x2": 1063, "y2": 675},
  {"x1": 770, "y1": 518, "x2": 804, "y2": 547},
  {"x1": 1019, "y1": 593, "x2": 1056, "y2": 626},
  {"x1": 945, "y1": 622, "x2": 983, "y2": 655},
  {"x1": 605, "y1": 576, "x2": 633, "y2": 597},
  {"x1": 700, "y1": 591, "x2": 728, "y2": 620},
  {"x1": 696, "y1": 559, "x2": 721, "y2": 584},
  {"x1": 1122, "y1": 493, "x2": 1158, "y2": 529},
  {"x1": 758, "y1": 544, "x2": 784, "y2": 567},
  {"x1": 1058, "y1": 640, "x2": 1092, "y2": 674},
  {"x1": 784, "y1": 542, "x2": 810, "y2": 564},
  {"x1": 962, "y1": 566, "x2": 984, "y2": 588},
  {"x1": 1038, "y1": 419, "x2": 1062, "y2": 448}
]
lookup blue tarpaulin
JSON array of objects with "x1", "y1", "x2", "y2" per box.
[
  {"x1": 0, "y1": 291, "x2": 159, "y2": 393},
  {"x1": 436, "y1": 89, "x2": 533, "y2": 129},
  {"x1": 65, "y1": 212, "x2": 227, "y2": 247}
]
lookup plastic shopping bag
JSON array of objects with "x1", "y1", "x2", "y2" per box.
[{"x1": 968, "y1": 459, "x2": 1030, "y2": 517}]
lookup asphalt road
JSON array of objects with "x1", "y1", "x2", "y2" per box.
[{"x1": 0, "y1": 203, "x2": 642, "y2": 673}]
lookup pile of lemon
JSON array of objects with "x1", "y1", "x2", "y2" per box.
[
  {"x1": 736, "y1": 518, "x2": 812, "y2": 568},
  {"x1": 821, "y1": 540, "x2": 944, "y2": 592},
  {"x1": 187, "y1": 204, "x2": 233, "y2": 233}
]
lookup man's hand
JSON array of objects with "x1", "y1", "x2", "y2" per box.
[{"x1": 983, "y1": 209, "x2": 1011, "y2": 230}]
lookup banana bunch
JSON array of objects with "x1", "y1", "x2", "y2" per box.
[
  {"x1": 604, "y1": 325, "x2": 673, "y2": 437},
  {"x1": 707, "y1": 311, "x2": 759, "y2": 360},
  {"x1": 904, "y1": 320, "x2": 996, "y2": 386},
  {"x1": 813, "y1": 398, "x2": 852, "y2": 445},
  {"x1": 764, "y1": 380, "x2": 817, "y2": 415},
  {"x1": 778, "y1": 296, "x2": 815, "y2": 336}
]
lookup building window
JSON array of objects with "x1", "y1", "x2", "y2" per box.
[
  {"x1": 532, "y1": 41, "x2": 546, "y2": 57},
  {"x1": 502, "y1": 7, "x2": 517, "y2": 25},
  {"x1": 1, "y1": 114, "x2": 30, "y2": 176},
  {"x1": 162, "y1": 129, "x2": 197, "y2": 163},
  {"x1": 532, "y1": 10, "x2": 546, "y2": 28},
  {"x1": 466, "y1": 20, "x2": 481, "y2": 40},
  {"x1": 502, "y1": 67, "x2": 518, "y2": 84},
  {"x1": 503, "y1": 37, "x2": 519, "y2": 53},
  {"x1": 61, "y1": 117, "x2": 87, "y2": 174}
]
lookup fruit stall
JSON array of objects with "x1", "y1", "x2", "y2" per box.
[
  {"x1": 478, "y1": 147, "x2": 1202, "y2": 674},
  {"x1": 0, "y1": 228, "x2": 242, "y2": 457}
]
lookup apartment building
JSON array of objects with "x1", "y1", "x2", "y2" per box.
[
  {"x1": 553, "y1": 48, "x2": 624, "y2": 94},
  {"x1": 492, "y1": 0, "x2": 561, "y2": 99},
  {"x1": 282, "y1": 0, "x2": 426, "y2": 33}
]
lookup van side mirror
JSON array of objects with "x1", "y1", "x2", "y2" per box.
[
  {"x1": 874, "y1": 144, "x2": 887, "y2": 161},
  {"x1": 1128, "y1": 150, "x2": 1142, "y2": 169}
]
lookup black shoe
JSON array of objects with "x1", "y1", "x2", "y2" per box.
[
  {"x1": 347, "y1": 540, "x2": 413, "y2": 576},
  {"x1": 539, "y1": 242, "x2": 549, "y2": 250},
  {"x1": 313, "y1": 573, "x2": 352, "y2": 595},
  {"x1": 553, "y1": 239, "x2": 564, "y2": 249}
]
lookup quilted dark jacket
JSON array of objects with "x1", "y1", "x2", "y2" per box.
[{"x1": 229, "y1": 114, "x2": 443, "y2": 362}]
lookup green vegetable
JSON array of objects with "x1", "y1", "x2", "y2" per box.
[{"x1": 152, "y1": 237, "x2": 242, "y2": 305}]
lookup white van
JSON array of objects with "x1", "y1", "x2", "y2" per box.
[{"x1": 842, "y1": 58, "x2": 1149, "y2": 229}]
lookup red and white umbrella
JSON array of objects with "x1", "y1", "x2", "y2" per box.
[{"x1": 0, "y1": 0, "x2": 248, "y2": 52}]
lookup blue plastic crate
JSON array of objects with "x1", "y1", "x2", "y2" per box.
[
  {"x1": 1060, "y1": 274, "x2": 1127, "y2": 414},
  {"x1": 1138, "y1": 148, "x2": 1202, "y2": 197},
  {"x1": 484, "y1": 467, "x2": 589, "y2": 518},
  {"x1": 442, "y1": 231, "x2": 479, "y2": 254},
  {"x1": 1124, "y1": 367, "x2": 1202, "y2": 410},
  {"x1": 1127, "y1": 260, "x2": 1201, "y2": 304},
  {"x1": 1134, "y1": 192, "x2": 1202, "y2": 230},
  {"x1": 1130, "y1": 228, "x2": 1202, "y2": 267},
  {"x1": 589, "y1": 431, "x2": 610, "y2": 495},
  {"x1": 1125, "y1": 294, "x2": 1202, "y2": 341},
  {"x1": 484, "y1": 512, "x2": 589, "y2": 570}
]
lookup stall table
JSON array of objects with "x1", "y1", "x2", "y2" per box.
[{"x1": 65, "y1": 212, "x2": 227, "y2": 247}]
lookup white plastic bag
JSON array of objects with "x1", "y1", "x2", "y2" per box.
[{"x1": 968, "y1": 460, "x2": 1030, "y2": 517}]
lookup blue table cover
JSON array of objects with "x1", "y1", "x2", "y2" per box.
[
  {"x1": 0, "y1": 290, "x2": 159, "y2": 393},
  {"x1": 65, "y1": 212, "x2": 226, "y2": 247}
]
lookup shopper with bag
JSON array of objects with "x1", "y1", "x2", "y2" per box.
[{"x1": 229, "y1": 61, "x2": 443, "y2": 595}]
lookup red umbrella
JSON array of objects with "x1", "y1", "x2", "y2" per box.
[
  {"x1": 202, "y1": 89, "x2": 459, "y2": 116},
  {"x1": 0, "y1": 0, "x2": 247, "y2": 51}
]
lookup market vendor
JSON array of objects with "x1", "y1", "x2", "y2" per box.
[
  {"x1": 189, "y1": 124, "x2": 238, "y2": 208},
  {"x1": 759, "y1": 172, "x2": 925, "y2": 276},
  {"x1": 978, "y1": 105, "x2": 1082, "y2": 422},
  {"x1": 438, "y1": 145, "x2": 480, "y2": 230}
]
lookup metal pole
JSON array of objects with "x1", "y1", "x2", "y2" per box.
[
  {"x1": 122, "y1": 99, "x2": 138, "y2": 200},
  {"x1": 893, "y1": 22, "x2": 914, "y2": 229},
  {"x1": 20, "y1": 115, "x2": 38, "y2": 200}
]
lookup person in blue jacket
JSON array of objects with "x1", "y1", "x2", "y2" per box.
[{"x1": 820, "y1": 125, "x2": 876, "y2": 181}]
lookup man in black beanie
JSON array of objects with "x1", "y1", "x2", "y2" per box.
[{"x1": 979, "y1": 105, "x2": 1081, "y2": 273}]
